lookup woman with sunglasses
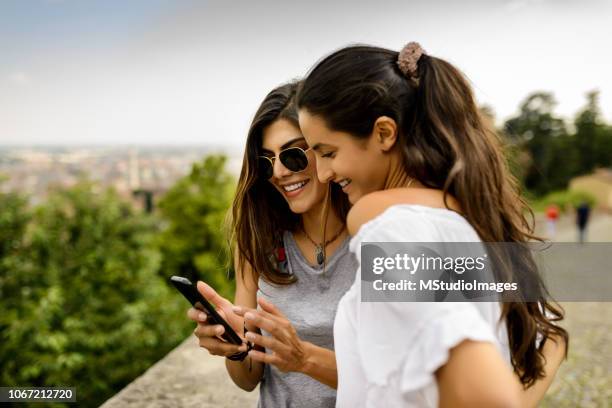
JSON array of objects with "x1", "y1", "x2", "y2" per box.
[
  {"x1": 296, "y1": 43, "x2": 568, "y2": 407},
  {"x1": 187, "y1": 81, "x2": 356, "y2": 407}
]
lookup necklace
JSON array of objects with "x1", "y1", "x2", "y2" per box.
[{"x1": 300, "y1": 223, "x2": 346, "y2": 266}]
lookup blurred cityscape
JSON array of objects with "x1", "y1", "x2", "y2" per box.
[{"x1": 0, "y1": 145, "x2": 243, "y2": 207}]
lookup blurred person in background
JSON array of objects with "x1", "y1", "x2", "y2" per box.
[
  {"x1": 576, "y1": 201, "x2": 591, "y2": 244},
  {"x1": 545, "y1": 204, "x2": 560, "y2": 239}
]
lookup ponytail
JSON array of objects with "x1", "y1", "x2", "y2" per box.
[{"x1": 414, "y1": 52, "x2": 568, "y2": 385}]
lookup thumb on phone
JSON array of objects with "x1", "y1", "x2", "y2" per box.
[
  {"x1": 196, "y1": 281, "x2": 245, "y2": 337},
  {"x1": 197, "y1": 281, "x2": 233, "y2": 310}
]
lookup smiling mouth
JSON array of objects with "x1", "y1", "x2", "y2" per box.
[
  {"x1": 338, "y1": 179, "x2": 351, "y2": 188},
  {"x1": 282, "y1": 179, "x2": 309, "y2": 193}
]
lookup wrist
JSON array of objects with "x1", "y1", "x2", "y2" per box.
[{"x1": 299, "y1": 341, "x2": 316, "y2": 375}]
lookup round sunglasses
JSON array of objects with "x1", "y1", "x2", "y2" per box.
[{"x1": 258, "y1": 146, "x2": 312, "y2": 179}]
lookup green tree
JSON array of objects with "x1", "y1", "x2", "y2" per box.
[
  {"x1": 0, "y1": 182, "x2": 191, "y2": 407},
  {"x1": 574, "y1": 90, "x2": 612, "y2": 173},
  {"x1": 481, "y1": 104, "x2": 530, "y2": 187},
  {"x1": 156, "y1": 154, "x2": 235, "y2": 299},
  {"x1": 0, "y1": 188, "x2": 30, "y2": 278},
  {"x1": 504, "y1": 92, "x2": 578, "y2": 195},
  {"x1": 0, "y1": 188, "x2": 32, "y2": 336}
]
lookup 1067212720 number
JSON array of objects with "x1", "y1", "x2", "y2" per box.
[{"x1": 0, "y1": 387, "x2": 76, "y2": 403}]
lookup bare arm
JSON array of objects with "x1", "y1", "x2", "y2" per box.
[
  {"x1": 300, "y1": 341, "x2": 338, "y2": 389},
  {"x1": 436, "y1": 340, "x2": 522, "y2": 408},
  {"x1": 187, "y1": 253, "x2": 265, "y2": 392},
  {"x1": 520, "y1": 333, "x2": 567, "y2": 407},
  {"x1": 224, "y1": 253, "x2": 265, "y2": 391}
]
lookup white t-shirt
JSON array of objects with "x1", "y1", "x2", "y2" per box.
[{"x1": 334, "y1": 204, "x2": 511, "y2": 408}]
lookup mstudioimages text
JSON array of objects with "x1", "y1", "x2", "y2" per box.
[{"x1": 372, "y1": 279, "x2": 518, "y2": 293}]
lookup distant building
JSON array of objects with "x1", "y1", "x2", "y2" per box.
[{"x1": 569, "y1": 168, "x2": 612, "y2": 211}]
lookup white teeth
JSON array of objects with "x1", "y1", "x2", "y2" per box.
[
  {"x1": 338, "y1": 179, "x2": 351, "y2": 187},
  {"x1": 283, "y1": 180, "x2": 308, "y2": 192}
]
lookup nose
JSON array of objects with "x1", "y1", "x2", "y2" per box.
[
  {"x1": 315, "y1": 156, "x2": 334, "y2": 183},
  {"x1": 272, "y1": 156, "x2": 292, "y2": 179}
]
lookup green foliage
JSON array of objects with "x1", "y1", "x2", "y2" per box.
[
  {"x1": 156, "y1": 155, "x2": 236, "y2": 299},
  {"x1": 530, "y1": 189, "x2": 597, "y2": 213},
  {"x1": 0, "y1": 182, "x2": 192, "y2": 407},
  {"x1": 504, "y1": 90, "x2": 612, "y2": 197},
  {"x1": 0, "y1": 189, "x2": 30, "y2": 271},
  {"x1": 573, "y1": 91, "x2": 612, "y2": 173},
  {"x1": 504, "y1": 92, "x2": 577, "y2": 195},
  {"x1": 0, "y1": 155, "x2": 237, "y2": 406}
]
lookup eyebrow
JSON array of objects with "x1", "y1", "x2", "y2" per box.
[
  {"x1": 261, "y1": 137, "x2": 306, "y2": 153},
  {"x1": 311, "y1": 142, "x2": 335, "y2": 152}
]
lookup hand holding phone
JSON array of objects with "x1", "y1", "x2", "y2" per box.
[{"x1": 171, "y1": 276, "x2": 249, "y2": 359}]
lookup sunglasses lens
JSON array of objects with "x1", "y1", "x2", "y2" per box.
[
  {"x1": 257, "y1": 157, "x2": 273, "y2": 179},
  {"x1": 280, "y1": 148, "x2": 309, "y2": 172}
]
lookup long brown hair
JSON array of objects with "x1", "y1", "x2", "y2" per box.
[
  {"x1": 297, "y1": 45, "x2": 568, "y2": 386},
  {"x1": 229, "y1": 81, "x2": 350, "y2": 286}
]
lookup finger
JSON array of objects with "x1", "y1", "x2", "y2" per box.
[
  {"x1": 197, "y1": 281, "x2": 233, "y2": 310},
  {"x1": 243, "y1": 311, "x2": 285, "y2": 336},
  {"x1": 198, "y1": 337, "x2": 244, "y2": 356},
  {"x1": 235, "y1": 304, "x2": 283, "y2": 326},
  {"x1": 245, "y1": 331, "x2": 291, "y2": 355},
  {"x1": 248, "y1": 349, "x2": 283, "y2": 366},
  {"x1": 187, "y1": 307, "x2": 208, "y2": 323},
  {"x1": 193, "y1": 323, "x2": 226, "y2": 339},
  {"x1": 232, "y1": 305, "x2": 254, "y2": 317},
  {"x1": 258, "y1": 297, "x2": 287, "y2": 319},
  {"x1": 231, "y1": 306, "x2": 261, "y2": 333}
]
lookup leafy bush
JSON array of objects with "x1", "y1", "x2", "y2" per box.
[
  {"x1": 156, "y1": 155, "x2": 235, "y2": 299},
  {"x1": 530, "y1": 189, "x2": 597, "y2": 213},
  {"x1": 0, "y1": 182, "x2": 192, "y2": 407}
]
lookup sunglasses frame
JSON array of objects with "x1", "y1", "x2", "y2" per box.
[{"x1": 258, "y1": 146, "x2": 313, "y2": 179}]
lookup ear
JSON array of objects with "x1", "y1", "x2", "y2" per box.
[{"x1": 372, "y1": 116, "x2": 398, "y2": 152}]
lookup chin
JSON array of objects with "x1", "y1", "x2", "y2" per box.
[
  {"x1": 347, "y1": 190, "x2": 363, "y2": 205},
  {"x1": 287, "y1": 199, "x2": 310, "y2": 214}
]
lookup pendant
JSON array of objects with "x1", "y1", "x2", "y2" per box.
[{"x1": 315, "y1": 245, "x2": 325, "y2": 265}]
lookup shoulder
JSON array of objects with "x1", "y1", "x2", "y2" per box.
[
  {"x1": 347, "y1": 188, "x2": 460, "y2": 237},
  {"x1": 346, "y1": 190, "x2": 392, "y2": 237}
]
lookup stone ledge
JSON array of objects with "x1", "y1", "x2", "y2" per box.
[{"x1": 101, "y1": 337, "x2": 259, "y2": 408}]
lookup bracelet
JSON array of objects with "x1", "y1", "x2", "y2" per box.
[
  {"x1": 226, "y1": 320, "x2": 254, "y2": 362},
  {"x1": 226, "y1": 342, "x2": 253, "y2": 361}
]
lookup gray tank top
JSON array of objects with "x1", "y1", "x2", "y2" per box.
[{"x1": 256, "y1": 230, "x2": 358, "y2": 408}]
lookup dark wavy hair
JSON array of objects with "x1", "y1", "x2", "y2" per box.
[
  {"x1": 229, "y1": 81, "x2": 350, "y2": 286},
  {"x1": 296, "y1": 45, "x2": 568, "y2": 386}
]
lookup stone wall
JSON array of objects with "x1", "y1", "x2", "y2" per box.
[{"x1": 101, "y1": 337, "x2": 259, "y2": 408}]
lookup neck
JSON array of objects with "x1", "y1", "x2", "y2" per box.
[
  {"x1": 384, "y1": 149, "x2": 421, "y2": 190},
  {"x1": 300, "y1": 197, "x2": 344, "y2": 243}
]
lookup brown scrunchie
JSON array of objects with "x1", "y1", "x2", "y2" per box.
[{"x1": 397, "y1": 42, "x2": 425, "y2": 79}]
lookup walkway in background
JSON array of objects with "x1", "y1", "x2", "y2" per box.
[
  {"x1": 535, "y1": 211, "x2": 612, "y2": 243},
  {"x1": 538, "y1": 211, "x2": 612, "y2": 407}
]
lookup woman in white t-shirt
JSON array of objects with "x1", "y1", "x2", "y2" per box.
[{"x1": 296, "y1": 43, "x2": 568, "y2": 407}]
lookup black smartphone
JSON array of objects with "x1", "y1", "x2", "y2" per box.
[{"x1": 170, "y1": 276, "x2": 242, "y2": 345}]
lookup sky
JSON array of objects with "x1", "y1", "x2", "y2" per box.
[{"x1": 1, "y1": 0, "x2": 611, "y2": 151}]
